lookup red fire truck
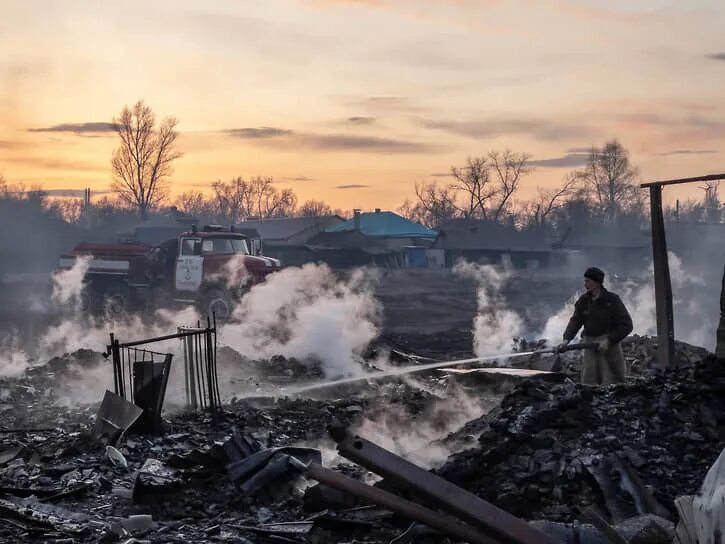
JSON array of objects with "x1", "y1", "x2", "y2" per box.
[{"x1": 58, "y1": 225, "x2": 280, "y2": 319}]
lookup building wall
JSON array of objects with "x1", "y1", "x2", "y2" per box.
[{"x1": 444, "y1": 249, "x2": 551, "y2": 268}]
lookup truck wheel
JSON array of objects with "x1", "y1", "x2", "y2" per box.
[
  {"x1": 204, "y1": 288, "x2": 232, "y2": 321},
  {"x1": 81, "y1": 283, "x2": 104, "y2": 316},
  {"x1": 104, "y1": 285, "x2": 130, "y2": 317}
]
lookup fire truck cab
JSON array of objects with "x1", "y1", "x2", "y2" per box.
[{"x1": 58, "y1": 225, "x2": 280, "y2": 319}]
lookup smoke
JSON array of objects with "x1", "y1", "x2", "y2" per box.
[
  {"x1": 0, "y1": 337, "x2": 29, "y2": 378},
  {"x1": 453, "y1": 261, "x2": 523, "y2": 356},
  {"x1": 51, "y1": 256, "x2": 90, "y2": 307},
  {"x1": 349, "y1": 381, "x2": 495, "y2": 469},
  {"x1": 212, "y1": 254, "x2": 250, "y2": 290},
  {"x1": 0, "y1": 259, "x2": 204, "y2": 388},
  {"x1": 2, "y1": 259, "x2": 383, "y2": 406},
  {"x1": 221, "y1": 263, "x2": 381, "y2": 378},
  {"x1": 540, "y1": 252, "x2": 715, "y2": 349},
  {"x1": 617, "y1": 252, "x2": 711, "y2": 347}
]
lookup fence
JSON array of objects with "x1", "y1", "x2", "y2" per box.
[{"x1": 106, "y1": 316, "x2": 220, "y2": 433}]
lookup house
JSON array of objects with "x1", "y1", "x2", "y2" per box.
[
  {"x1": 235, "y1": 215, "x2": 344, "y2": 265},
  {"x1": 127, "y1": 209, "x2": 198, "y2": 245},
  {"x1": 309, "y1": 210, "x2": 437, "y2": 267},
  {"x1": 556, "y1": 223, "x2": 651, "y2": 269},
  {"x1": 320, "y1": 209, "x2": 436, "y2": 248},
  {"x1": 432, "y1": 219, "x2": 552, "y2": 268}
]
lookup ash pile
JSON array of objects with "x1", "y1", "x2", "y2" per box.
[
  {"x1": 0, "y1": 334, "x2": 723, "y2": 544},
  {"x1": 438, "y1": 346, "x2": 725, "y2": 525}
]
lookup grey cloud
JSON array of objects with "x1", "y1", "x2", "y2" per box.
[
  {"x1": 4, "y1": 156, "x2": 102, "y2": 171},
  {"x1": 430, "y1": 172, "x2": 453, "y2": 178},
  {"x1": 300, "y1": 133, "x2": 432, "y2": 153},
  {"x1": 225, "y1": 127, "x2": 293, "y2": 138},
  {"x1": 284, "y1": 176, "x2": 315, "y2": 181},
  {"x1": 27, "y1": 122, "x2": 115, "y2": 134},
  {"x1": 224, "y1": 126, "x2": 434, "y2": 154},
  {"x1": 347, "y1": 116, "x2": 376, "y2": 124},
  {"x1": 529, "y1": 153, "x2": 590, "y2": 168},
  {"x1": 566, "y1": 147, "x2": 594, "y2": 153},
  {"x1": 38, "y1": 189, "x2": 113, "y2": 197},
  {"x1": 657, "y1": 149, "x2": 719, "y2": 156},
  {"x1": 706, "y1": 53, "x2": 725, "y2": 61},
  {"x1": 420, "y1": 117, "x2": 594, "y2": 142},
  {"x1": 619, "y1": 112, "x2": 725, "y2": 130},
  {"x1": 336, "y1": 184, "x2": 369, "y2": 189},
  {"x1": 346, "y1": 96, "x2": 422, "y2": 114}
]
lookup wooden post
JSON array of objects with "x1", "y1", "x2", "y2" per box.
[
  {"x1": 717, "y1": 264, "x2": 725, "y2": 361},
  {"x1": 649, "y1": 186, "x2": 675, "y2": 369}
]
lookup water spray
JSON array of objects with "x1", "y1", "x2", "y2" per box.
[{"x1": 243, "y1": 342, "x2": 596, "y2": 399}]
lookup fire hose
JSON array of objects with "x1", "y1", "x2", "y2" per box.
[{"x1": 278, "y1": 342, "x2": 599, "y2": 397}]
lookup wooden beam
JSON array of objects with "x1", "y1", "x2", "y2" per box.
[
  {"x1": 649, "y1": 186, "x2": 675, "y2": 368},
  {"x1": 640, "y1": 172, "x2": 725, "y2": 189},
  {"x1": 718, "y1": 265, "x2": 725, "y2": 361}
]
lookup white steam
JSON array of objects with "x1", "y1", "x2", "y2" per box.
[
  {"x1": 350, "y1": 382, "x2": 494, "y2": 469},
  {"x1": 540, "y1": 252, "x2": 713, "y2": 348},
  {"x1": 212, "y1": 254, "x2": 250, "y2": 290},
  {"x1": 454, "y1": 261, "x2": 523, "y2": 356},
  {"x1": 51, "y1": 256, "x2": 90, "y2": 307},
  {"x1": 0, "y1": 337, "x2": 29, "y2": 378},
  {"x1": 221, "y1": 263, "x2": 381, "y2": 378},
  {"x1": 1, "y1": 260, "x2": 204, "y2": 386}
]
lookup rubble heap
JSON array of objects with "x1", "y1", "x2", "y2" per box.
[{"x1": 438, "y1": 353, "x2": 725, "y2": 523}]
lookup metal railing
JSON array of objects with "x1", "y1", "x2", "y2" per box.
[{"x1": 106, "y1": 315, "x2": 220, "y2": 434}]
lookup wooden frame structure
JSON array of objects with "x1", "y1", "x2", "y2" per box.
[{"x1": 640, "y1": 173, "x2": 725, "y2": 368}]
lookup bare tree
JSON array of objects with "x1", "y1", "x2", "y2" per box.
[
  {"x1": 248, "y1": 176, "x2": 297, "y2": 218},
  {"x1": 701, "y1": 181, "x2": 721, "y2": 223},
  {"x1": 489, "y1": 150, "x2": 532, "y2": 223},
  {"x1": 574, "y1": 140, "x2": 640, "y2": 223},
  {"x1": 111, "y1": 100, "x2": 182, "y2": 219},
  {"x1": 448, "y1": 151, "x2": 532, "y2": 222},
  {"x1": 450, "y1": 156, "x2": 495, "y2": 219},
  {"x1": 53, "y1": 198, "x2": 85, "y2": 223},
  {"x1": 210, "y1": 176, "x2": 298, "y2": 223},
  {"x1": 174, "y1": 191, "x2": 218, "y2": 222},
  {"x1": 297, "y1": 199, "x2": 333, "y2": 217},
  {"x1": 521, "y1": 173, "x2": 580, "y2": 228},
  {"x1": 406, "y1": 180, "x2": 459, "y2": 229}
]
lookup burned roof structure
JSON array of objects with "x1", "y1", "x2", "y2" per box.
[
  {"x1": 433, "y1": 219, "x2": 552, "y2": 268},
  {"x1": 235, "y1": 215, "x2": 344, "y2": 265}
]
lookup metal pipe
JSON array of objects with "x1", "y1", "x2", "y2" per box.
[{"x1": 289, "y1": 458, "x2": 498, "y2": 544}]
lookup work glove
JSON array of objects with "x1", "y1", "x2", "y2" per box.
[
  {"x1": 556, "y1": 340, "x2": 571, "y2": 353},
  {"x1": 597, "y1": 338, "x2": 610, "y2": 353}
]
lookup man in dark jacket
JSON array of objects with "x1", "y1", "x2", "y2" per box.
[{"x1": 558, "y1": 267, "x2": 633, "y2": 385}]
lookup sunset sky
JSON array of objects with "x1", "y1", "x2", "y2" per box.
[{"x1": 2, "y1": 0, "x2": 725, "y2": 210}]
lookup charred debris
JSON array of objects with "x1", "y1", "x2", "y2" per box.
[{"x1": 0, "y1": 329, "x2": 723, "y2": 543}]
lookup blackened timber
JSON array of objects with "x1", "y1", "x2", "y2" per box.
[
  {"x1": 718, "y1": 264, "x2": 725, "y2": 360},
  {"x1": 649, "y1": 185, "x2": 675, "y2": 369},
  {"x1": 331, "y1": 425, "x2": 557, "y2": 544},
  {"x1": 290, "y1": 458, "x2": 499, "y2": 544},
  {"x1": 640, "y1": 172, "x2": 725, "y2": 188}
]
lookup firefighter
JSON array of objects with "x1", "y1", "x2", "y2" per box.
[{"x1": 557, "y1": 267, "x2": 633, "y2": 385}]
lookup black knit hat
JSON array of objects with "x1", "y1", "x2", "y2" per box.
[{"x1": 584, "y1": 267, "x2": 605, "y2": 284}]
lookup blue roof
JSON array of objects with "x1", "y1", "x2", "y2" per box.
[{"x1": 325, "y1": 211, "x2": 436, "y2": 238}]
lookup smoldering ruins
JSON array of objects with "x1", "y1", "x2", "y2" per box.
[{"x1": 1, "y1": 229, "x2": 725, "y2": 543}]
